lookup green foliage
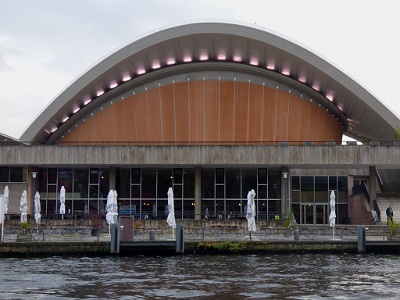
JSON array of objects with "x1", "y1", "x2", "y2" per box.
[
  {"x1": 197, "y1": 241, "x2": 246, "y2": 254},
  {"x1": 283, "y1": 210, "x2": 295, "y2": 229},
  {"x1": 394, "y1": 124, "x2": 400, "y2": 140},
  {"x1": 388, "y1": 218, "x2": 399, "y2": 238},
  {"x1": 20, "y1": 222, "x2": 31, "y2": 234}
]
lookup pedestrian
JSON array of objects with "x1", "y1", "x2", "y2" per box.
[{"x1": 386, "y1": 204, "x2": 394, "y2": 225}]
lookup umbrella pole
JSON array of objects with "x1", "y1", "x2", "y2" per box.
[{"x1": 172, "y1": 227, "x2": 175, "y2": 239}]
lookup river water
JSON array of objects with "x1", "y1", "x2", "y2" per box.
[{"x1": 0, "y1": 253, "x2": 399, "y2": 299}]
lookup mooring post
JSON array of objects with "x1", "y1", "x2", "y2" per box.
[
  {"x1": 175, "y1": 224, "x2": 184, "y2": 254},
  {"x1": 110, "y1": 223, "x2": 120, "y2": 254},
  {"x1": 357, "y1": 225, "x2": 366, "y2": 253}
]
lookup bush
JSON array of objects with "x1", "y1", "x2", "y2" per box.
[{"x1": 388, "y1": 218, "x2": 399, "y2": 238}]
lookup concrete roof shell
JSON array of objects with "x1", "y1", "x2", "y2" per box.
[{"x1": 20, "y1": 21, "x2": 400, "y2": 143}]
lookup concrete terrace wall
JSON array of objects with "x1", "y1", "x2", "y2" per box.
[{"x1": 1, "y1": 145, "x2": 400, "y2": 168}]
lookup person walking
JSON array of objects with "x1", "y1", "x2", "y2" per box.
[{"x1": 386, "y1": 204, "x2": 394, "y2": 225}]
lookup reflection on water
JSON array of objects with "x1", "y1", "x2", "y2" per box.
[{"x1": 0, "y1": 253, "x2": 400, "y2": 299}]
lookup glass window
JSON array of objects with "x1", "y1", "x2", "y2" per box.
[
  {"x1": 329, "y1": 176, "x2": 337, "y2": 190},
  {"x1": 315, "y1": 176, "x2": 328, "y2": 203},
  {"x1": 90, "y1": 169, "x2": 99, "y2": 184},
  {"x1": 242, "y1": 169, "x2": 257, "y2": 198},
  {"x1": 174, "y1": 185, "x2": 182, "y2": 198},
  {"x1": 74, "y1": 169, "x2": 88, "y2": 198},
  {"x1": 226, "y1": 169, "x2": 241, "y2": 198},
  {"x1": 268, "y1": 170, "x2": 281, "y2": 199},
  {"x1": 131, "y1": 168, "x2": 140, "y2": 184},
  {"x1": 301, "y1": 176, "x2": 314, "y2": 203},
  {"x1": 142, "y1": 169, "x2": 156, "y2": 198},
  {"x1": 216, "y1": 168, "x2": 224, "y2": 184},
  {"x1": 99, "y1": 169, "x2": 109, "y2": 198},
  {"x1": 201, "y1": 169, "x2": 214, "y2": 198},
  {"x1": 131, "y1": 185, "x2": 140, "y2": 199},
  {"x1": 58, "y1": 168, "x2": 73, "y2": 195},
  {"x1": 258, "y1": 185, "x2": 268, "y2": 199},
  {"x1": 174, "y1": 168, "x2": 183, "y2": 184},
  {"x1": 117, "y1": 169, "x2": 130, "y2": 198},
  {"x1": 258, "y1": 168, "x2": 267, "y2": 184},
  {"x1": 157, "y1": 169, "x2": 173, "y2": 198},
  {"x1": 183, "y1": 169, "x2": 194, "y2": 198},
  {"x1": 48, "y1": 168, "x2": 57, "y2": 184},
  {"x1": 10, "y1": 167, "x2": 24, "y2": 182},
  {"x1": 0, "y1": 167, "x2": 8, "y2": 182},
  {"x1": 291, "y1": 176, "x2": 300, "y2": 190},
  {"x1": 216, "y1": 185, "x2": 224, "y2": 199}
]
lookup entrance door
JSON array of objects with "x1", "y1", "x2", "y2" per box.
[
  {"x1": 302, "y1": 204, "x2": 314, "y2": 224},
  {"x1": 301, "y1": 204, "x2": 329, "y2": 224},
  {"x1": 315, "y1": 204, "x2": 329, "y2": 224}
]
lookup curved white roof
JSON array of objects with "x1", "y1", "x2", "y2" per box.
[{"x1": 20, "y1": 21, "x2": 399, "y2": 143}]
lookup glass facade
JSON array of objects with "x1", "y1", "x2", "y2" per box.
[
  {"x1": 35, "y1": 167, "x2": 348, "y2": 225},
  {"x1": 291, "y1": 175, "x2": 349, "y2": 225},
  {"x1": 39, "y1": 168, "x2": 109, "y2": 217},
  {"x1": 202, "y1": 168, "x2": 281, "y2": 220}
]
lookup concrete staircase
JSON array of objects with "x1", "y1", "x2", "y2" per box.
[{"x1": 377, "y1": 169, "x2": 400, "y2": 197}]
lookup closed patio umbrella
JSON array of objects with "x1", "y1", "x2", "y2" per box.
[
  {"x1": 60, "y1": 186, "x2": 66, "y2": 219},
  {"x1": 3, "y1": 186, "x2": 9, "y2": 215},
  {"x1": 329, "y1": 190, "x2": 336, "y2": 237},
  {"x1": 246, "y1": 189, "x2": 257, "y2": 240},
  {"x1": 166, "y1": 187, "x2": 176, "y2": 238},
  {"x1": 20, "y1": 190, "x2": 28, "y2": 223},
  {"x1": 34, "y1": 191, "x2": 41, "y2": 225}
]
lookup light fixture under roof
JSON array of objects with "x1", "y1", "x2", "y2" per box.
[
  {"x1": 166, "y1": 58, "x2": 176, "y2": 65},
  {"x1": 62, "y1": 116, "x2": 69, "y2": 123},
  {"x1": 281, "y1": 68, "x2": 290, "y2": 76},
  {"x1": 109, "y1": 81, "x2": 118, "y2": 89},
  {"x1": 199, "y1": 54, "x2": 208, "y2": 61},
  {"x1": 250, "y1": 58, "x2": 258, "y2": 66},
  {"x1": 83, "y1": 98, "x2": 92, "y2": 105},
  {"x1": 152, "y1": 62, "x2": 161, "y2": 69},
  {"x1": 137, "y1": 68, "x2": 146, "y2": 75},
  {"x1": 233, "y1": 55, "x2": 242, "y2": 62},
  {"x1": 217, "y1": 54, "x2": 226, "y2": 60},
  {"x1": 122, "y1": 74, "x2": 131, "y2": 82},
  {"x1": 183, "y1": 56, "x2": 192, "y2": 62},
  {"x1": 96, "y1": 90, "x2": 104, "y2": 97},
  {"x1": 325, "y1": 91, "x2": 334, "y2": 101},
  {"x1": 73, "y1": 106, "x2": 80, "y2": 113},
  {"x1": 266, "y1": 61, "x2": 275, "y2": 70}
]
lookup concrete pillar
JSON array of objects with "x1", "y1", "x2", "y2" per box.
[
  {"x1": 281, "y1": 166, "x2": 289, "y2": 217},
  {"x1": 369, "y1": 166, "x2": 377, "y2": 206},
  {"x1": 357, "y1": 225, "x2": 366, "y2": 253},
  {"x1": 194, "y1": 166, "x2": 202, "y2": 220},
  {"x1": 110, "y1": 223, "x2": 120, "y2": 254},
  {"x1": 175, "y1": 224, "x2": 184, "y2": 254},
  {"x1": 109, "y1": 167, "x2": 116, "y2": 190}
]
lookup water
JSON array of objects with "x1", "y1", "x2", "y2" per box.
[{"x1": 0, "y1": 253, "x2": 400, "y2": 299}]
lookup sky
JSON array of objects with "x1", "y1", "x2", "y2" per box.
[{"x1": 0, "y1": 0, "x2": 399, "y2": 140}]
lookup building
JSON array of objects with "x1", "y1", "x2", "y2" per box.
[{"x1": 1, "y1": 21, "x2": 400, "y2": 225}]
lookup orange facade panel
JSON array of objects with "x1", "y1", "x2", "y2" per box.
[
  {"x1": 60, "y1": 80, "x2": 343, "y2": 145},
  {"x1": 175, "y1": 82, "x2": 190, "y2": 143}
]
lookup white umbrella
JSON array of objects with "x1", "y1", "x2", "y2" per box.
[
  {"x1": 246, "y1": 189, "x2": 257, "y2": 240},
  {"x1": 166, "y1": 187, "x2": 176, "y2": 238},
  {"x1": 60, "y1": 186, "x2": 66, "y2": 219},
  {"x1": 106, "y1": 190, "x2": 114, "y2": 225},
  {"x1": 112, "y1": 190, "x2": 118, "y2": 224},
  {"x1": 329, "y1": 190, "x2": 336, "y2": 237},
  {"x1": 3, "y1": 186, "x2": 9, "y2": 215},
  {"x1": 20, "y1": 190, "x2": 28, "y2": 223},
  {"x1": 34, "y1": 191, "x2": 41, "y2": 225}
]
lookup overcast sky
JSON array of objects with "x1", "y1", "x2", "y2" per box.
[{"x1": 0, "y1": 0, "x2": 399, "y2": 139}]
